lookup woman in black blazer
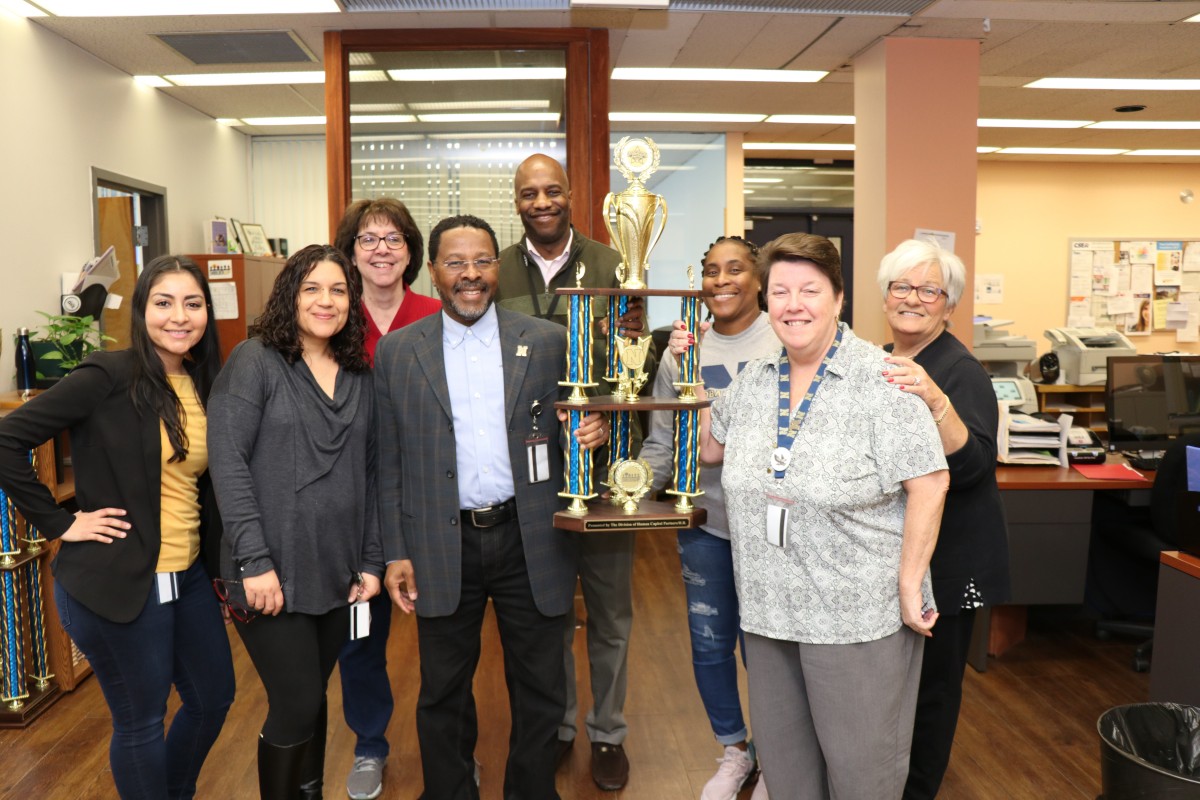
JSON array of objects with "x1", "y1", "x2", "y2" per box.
[{"x1": 0, "y1": 256, "x2": 235, "y2": 800}]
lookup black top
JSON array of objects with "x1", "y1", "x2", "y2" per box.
[
  {"x1": 0, "y1": 350, "x2": 220, "y2": 623},
  {"x1": 888, "y1": 330, "x2": 1011, "y2": 613}
]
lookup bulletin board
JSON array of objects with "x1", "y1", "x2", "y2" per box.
[{"x1": 1067, "y1": 239, "x2": 1200, "y2": 344}]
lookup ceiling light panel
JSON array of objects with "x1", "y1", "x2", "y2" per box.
[
  {"x1": 611, "y1": 112, "x2": 766, "y2": 122},
  {"x1": 388, "y1": 67, "x2": 565, "y2": 82},
  {"x1": 1026, "y1": 78, "x2": 1200, "y2": 91},
  {"x1": 997, "y1": 147, "x2": 1128, "y2": 155},
  {"x1": 241, "y1": 116, "x2": 326, "y2": 126},
  {"x1": 1124, "y1": 150, "x2": 1200, "y2": 157},
  {"x1": 613, "y1": 68, "x2": 826, "y2": 83},
  {"x1": 743, "y1": 142, "x2": 855, "y2": 151},
  {"x1": 1088, "y1": 121, "x2": 1200, "y2": 130},
  {"x1": 766, "y1": 115, "x2": 855, "y2": 124},
  {"x1": 134, "y1": 75, "x2": 172, "y2": 87},
  {"x1": 977, "y1": 118, "x2": 1092, "y2": 129},
  {"x1": 166, "y1": 71, "x2": 323, "y2": 86},
  {"x1": 350, "y1": 115, "x2": 417, "y2": 123},
  {"x1": 417, "y1": 112, "x2": 561, "y2": 123},
  {"x1": 37, "y1": 0, "x2": 339, "y2": 13},
  {"x1": 408, "y1": 100, "x2": 551, "y2": 111},
  {"x1": 0, "y1": 0, "x2": 45, "y2": 15}
]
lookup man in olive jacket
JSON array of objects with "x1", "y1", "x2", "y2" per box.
[{"x1": 496, "y1": 154, "x2": 642, "y2": 791}]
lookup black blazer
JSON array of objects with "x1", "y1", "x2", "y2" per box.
[{"x1": 0, "y1": 350, "x2": 220, "y2": 623}]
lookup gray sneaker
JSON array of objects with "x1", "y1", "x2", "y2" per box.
[{"x1": 346, "y1": 756, "x2": 384, "y2": 800}]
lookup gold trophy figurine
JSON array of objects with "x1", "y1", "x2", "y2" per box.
[
  {"x1": 603, "y1": 136, "x2": 668, "y2": 291},
  {"x1": 612, "y1": 336, "x2": 651, "y2": 402}
]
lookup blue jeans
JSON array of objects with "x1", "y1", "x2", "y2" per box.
[
  {"x1": 55, "y1": 561, "x2": 235, "y2": 799},
  {"x1": 337, "y1": 591, "x2": 394, "y2": 758},
  {"x1": 678, "y1": 527, "x2": 748, "y2": 745}
]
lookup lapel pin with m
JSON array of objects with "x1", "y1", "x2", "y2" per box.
[{"x1": 516, "y1": 345, "x2": 529, "y2": 357}]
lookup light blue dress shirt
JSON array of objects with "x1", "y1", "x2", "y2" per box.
[{"x1": 442, "y1": 306, "x2": 515, "y2": 509}]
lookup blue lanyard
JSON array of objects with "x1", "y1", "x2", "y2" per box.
[{"x1": 773, "y1": 324, "x2": 843, "y2": 479}]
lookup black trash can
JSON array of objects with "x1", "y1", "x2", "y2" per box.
[{"x1": 1098, "y1": 703, "x2": 1200, "y2": 799}]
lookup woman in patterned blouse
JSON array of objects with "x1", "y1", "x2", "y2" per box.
[{"x1": 671, "y1": 232, "x2": 950, "y2": 799}]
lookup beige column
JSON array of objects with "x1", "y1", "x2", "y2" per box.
[
  {"x1": 853, "y1": 37, "x2": 979, "y2": 348},
  {"x1": 724, "y1": 131, "x2": 745, "y2": 236}
]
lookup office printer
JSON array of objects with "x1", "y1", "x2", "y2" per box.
[
  {"x1": 973, "y1": 318, "x2": 1037, "y2": 378},
  {"x1": 1045, "y1": 327, "x2": 1136, "y2": 386}
]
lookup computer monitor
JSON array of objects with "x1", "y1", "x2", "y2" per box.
[{"x1": 1105, "y1": 354, "x2": 1200, "y2": 453}]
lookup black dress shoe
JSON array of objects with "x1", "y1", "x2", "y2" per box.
[
  {"x1": 591, "y1": 742, "x2": 629, "y2": 791},
  {"x1": 556, "y1": 737, "x2": 574, "y2": 768}
]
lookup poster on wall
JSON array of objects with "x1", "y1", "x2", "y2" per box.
[{"x1": 1066, "y1": 238, "x2": 1200, "y2": 344}]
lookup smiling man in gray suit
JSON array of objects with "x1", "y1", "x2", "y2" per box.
[{"x1": 376, "y1": 214, "x2": 608, "y2": 799}]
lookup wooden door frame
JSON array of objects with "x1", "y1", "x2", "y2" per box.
[
  {"x1": 324, "y1": 28, "x2": 609, "y2": 243},
  {"x1": 91, "y1": 167, "x2": 169, "y2": 261}
]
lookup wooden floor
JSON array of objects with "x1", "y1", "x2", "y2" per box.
[{"x1": 0, "y1": 532, "x2": 1150, "y2": 799}]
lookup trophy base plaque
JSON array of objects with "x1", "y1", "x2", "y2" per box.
[
  {"x1": 554, "y1": 499, "x2": 706, "y2": 533},
  {"x1": 0, "y1": 680, "x2": 61, "y2": 729}
]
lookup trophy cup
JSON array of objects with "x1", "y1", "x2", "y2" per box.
[
  {"x1": 552, "y1": 136, "x2": 708, "y2": 533},
  {"x1": 603, "y1": 137, "x2": 668, "y2": 291}
]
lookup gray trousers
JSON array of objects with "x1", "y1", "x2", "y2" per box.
[
  {"x1": 560, "y1": 530, "x2": 636, "y2": 744},
  {"x1": 745, "y1": 627, "x2": 923, "y2": 800}
]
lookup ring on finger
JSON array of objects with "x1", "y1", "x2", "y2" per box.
[{"x1": 913, "y1": 375, "x2": 922, "y2": 386}]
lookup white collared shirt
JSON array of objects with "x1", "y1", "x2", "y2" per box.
[
  {"x1": 441, "y1": 305, "x2": 515, "y2": 508},
  {"x1": 525, "y1": 229, "x2": 574, "y2": 289}
]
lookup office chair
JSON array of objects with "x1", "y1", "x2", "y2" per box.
[{"x1": 1086, "y1": 433, "x2": 1198, "y2": 672}]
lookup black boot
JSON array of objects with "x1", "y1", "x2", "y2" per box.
[
  {"x1": 258, "y1": 735, "x2": 309, "y2": 800},
  {"x1": 297, "y1": 700, "x2": 328, "y2": 799}
]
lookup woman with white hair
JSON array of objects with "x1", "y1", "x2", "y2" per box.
[{"x1": 877, "y1": 239, "x2": 1011, "y2": 799}]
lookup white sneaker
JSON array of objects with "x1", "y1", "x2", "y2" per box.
[
  {"x1": 346, "y1": 756, "x2": 384, "y2": 800},
  {"x1": 700, "y1": 745, "x2": 756, "y2": 800}
]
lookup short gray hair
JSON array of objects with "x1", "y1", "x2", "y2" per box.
[{"x1": 876, "y1": 239, "x2": 966, "y2": 308}]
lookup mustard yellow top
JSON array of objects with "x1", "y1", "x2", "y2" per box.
[{"x1": 156, "y1": 373, "x2": 206, "y2": 572}]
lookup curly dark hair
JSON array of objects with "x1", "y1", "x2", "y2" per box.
[
  {"x1": 333, "y1": 197, "x2": 425, "y2": 287},
  {"x1": 701, "y1": 234, "x2": 759, "y2": 266},
  {"x1": 129, "y1": 255, "x2": 222, "y2": 463},
  {"x1": 249, "y1": 244, "x2": 369, "y2": 372},
  {"x1": 702, "y1": 234, "x2": 765, "y2": 313}
]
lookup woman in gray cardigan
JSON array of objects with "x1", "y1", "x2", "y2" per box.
[{"x1": 208, "y1": 244, "x2": 384, "y2": 800}]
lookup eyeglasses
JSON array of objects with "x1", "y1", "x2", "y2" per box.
[
  {"x1": 212, "y1": 578, "x2": 286, "y2": 623},
  {"x1": 888, "y1": 281, "x2": 948, "y2": 304},
  {"x1": 354, "y1": 233, "x2": 406, "y2": 250},
  {"x1": 440, "y1": 258, "x2": 499, "y2": 273}
]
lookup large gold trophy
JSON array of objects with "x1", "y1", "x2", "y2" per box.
[
  {"x1": 553, "y1": 137, "x2": 708, "y2": 533},
  {"x1": 603, "y1": 136, "x2": 668, "y2": 291}
]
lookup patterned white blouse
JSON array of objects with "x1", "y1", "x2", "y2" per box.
[{"x1": 710, "y1": 324, "x2": 947, "y2": 645}]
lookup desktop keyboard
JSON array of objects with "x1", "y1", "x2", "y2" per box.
[{"x1": 1123, "y1": 450, "x2": 1165, "y2": 471}]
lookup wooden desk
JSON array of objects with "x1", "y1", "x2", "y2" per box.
[
  {"x1": 968, "y1": 459, "x2": 1153, "y2": 671},
  {"x1": 1148, "y1": 551, "x2": 1200, "y2": 706}
]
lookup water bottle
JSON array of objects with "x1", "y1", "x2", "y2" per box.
[{"x1": 15, "y1": 327, "x2": 37, "y2": 398}]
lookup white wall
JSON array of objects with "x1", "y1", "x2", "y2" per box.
[
  {"x1": 0, "y1": 15, "x2": 251, "y2": 392},
  {"x1": 620, "y1": 139, "x2": 726, "y2": 329}
]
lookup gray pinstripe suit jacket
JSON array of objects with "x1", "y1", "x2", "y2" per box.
[{"x1": 374, "y1": 305, "x2": 578, "y2": 618}]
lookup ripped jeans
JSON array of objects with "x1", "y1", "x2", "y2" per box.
[{"x1": 678, "y1": 527, "x2": 749, "y2": 745}]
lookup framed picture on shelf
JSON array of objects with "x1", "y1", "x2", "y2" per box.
[
  {"x1": 230, "y1": 218, "x2": 248, "y2": 254},
  {"x1": 241, "y1": 223, "x2": 273, "y2": 257}
]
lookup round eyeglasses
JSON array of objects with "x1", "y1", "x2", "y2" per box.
[
  {"x1": 355, "y1": 233, "x2": 406, "y2": 251},
  {"x1": 887, "y1": 281, "x2": 948, "y2": 304}
]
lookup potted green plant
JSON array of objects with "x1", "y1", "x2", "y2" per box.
[{"x1": 31, "y1": 312, "x2": 115, "y2": 387}]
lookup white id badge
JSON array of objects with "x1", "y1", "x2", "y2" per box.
[
  {"x1": 350, "y1": 600, "x2": 371, "y2": 640},
  {"x1": 765, "y1": 494, "x2": 794, "y2": 549},
  {"x1": 526, "y1": 436, "x2": 550, "y2": 484},
  {"x1": 155, "y1": 571, "x2": 180, "y2": 604}
]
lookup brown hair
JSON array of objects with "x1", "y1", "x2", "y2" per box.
[
  {"x1": 757, "y1": 233, "x2": 844, "y2": 299},
  {"x1": 333, "y1": 197, "x2": 424, "y2": 287}
]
